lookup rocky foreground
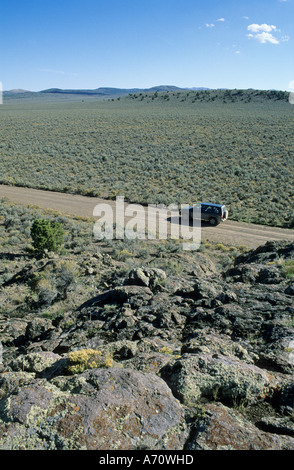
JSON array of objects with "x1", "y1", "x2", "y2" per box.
[{"x1": 0, "y1": 240, "x2": 294, "y2": 450}]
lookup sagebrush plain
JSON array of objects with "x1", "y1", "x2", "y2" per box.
[{"x1": 1, "y1": 89, "x2": 293, "y2": 227}]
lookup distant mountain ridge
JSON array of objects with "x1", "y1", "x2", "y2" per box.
[
  {"x1": 5, "y1": 89, "x2": 29, "y2": 94},
  {"x1": 4, "y1": 85, "x2": 204, "y2": 97},
  {"x1": 39, "y1": 85, "x2": 190, "y2": 95},
  {"x1": 3, "y1": 86, "x2": 289, "y2": 104}
]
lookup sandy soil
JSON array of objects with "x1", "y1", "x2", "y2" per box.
[{"x1": 1, "y1": 184, "x2": 294, "y2": 249}]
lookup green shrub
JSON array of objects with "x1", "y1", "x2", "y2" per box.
[
  {"x1": 31, "y1": 219, "x2": 64, "y2": 253},
  {"x1": 283, "y1": 260, "x2": 294, "y2": 280}
]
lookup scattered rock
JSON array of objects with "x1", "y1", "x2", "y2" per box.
[
  {"x1": 25, "y1": 317, "x2": 54, "y2": 342},
  {"x1": 126, "y1": 266, "x2": 167, "y2": 290},
  {"x1": 9, "y1": 351, "x2": 62, "y2": 374},
  {"x1": 186, "y1": 403, "x2": 294, "y2": 450},
  {"x1": 1, "y1": 240, "x2": 294, "y2": 450},
  {"x1": 162, "y1": 353, "x2": 279, "y2": 406},
  {"x1": 285, "y1": 283, "x2": 294, "y2": 296},
  {"x1": 258, "y1": 416, "x2": 294, "y2": 436}
]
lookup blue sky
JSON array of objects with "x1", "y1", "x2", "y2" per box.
[{"x1": 0, "y1": 0, "x2": 293, "y2": 91}]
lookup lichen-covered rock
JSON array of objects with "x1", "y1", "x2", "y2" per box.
[
  {"x1": 186, "y1": 403, "x2": 294, "y2": 450},
  {"x1": 101, "y1": 340, "x2": 139, "y2": 360},
  {"x1": 162, "y1": 353, "x2": 279, "y2": 406},
  {"x1": 0, "y1": 371, "x2": 35, "y2": 400},
  {"x1": 25, "y1": 317, "x2": 54, "y2": 342},
  {"x1": 0, "y1": 368, "x2": 188, "y2": 450},
  {"x1": 193, "y1": 278, "x2": 220, "y2": 301},
  {"x1": 181, "y1": 329, "x2": 255, "y2": 363},
  {"x1": 9, "y1": 351, "x2": 62, "y2": 374},
  {"x1": 126, "y1": 267, "x2": 166, "y2": 290},
  {"x1": 123, "y1": 352, "x2": 176, "y2": 375},
  {"x1": 0, "y1": 317, "x2": 31, "y2": 345},
  {"x1": 258, "y1": 416, "x2": 294, "y2": 436},
  {"x1": 257, "y1": 335, "x2": 294, "y2": 374}
]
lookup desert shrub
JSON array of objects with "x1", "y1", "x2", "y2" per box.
[
  {"x1": 67, "y1": 348, "x2": 114, "y2": 374},
  {"x1": 34, "y1": 277, "x2": 58, "y2": 306},
  {"x1": 31, "y1": 218, "x2": 64, "y2": 253},
  {"x1": 54, "y1": 260, "x2": 79, "y2": 299},
  {"x1": 1, "y1": 95, "x2": 293, "y2": 227},
  {"x1": 288, "y1": 214, "x2": 294, "y2": 229},
  {"x1": 283, "y1": 260, "x2": 294, "y2": 280},
  {"x1": 30, "y1": 259, "x2": 79, "y2": 306}
]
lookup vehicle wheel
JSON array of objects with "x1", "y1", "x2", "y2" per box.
[{"x1": 209, "y1": 217, "x2": 217, "y2": 226}]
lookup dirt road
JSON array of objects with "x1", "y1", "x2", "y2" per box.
[{"x1": 1, "y1": 184, "x2": 294, "y2": 249}]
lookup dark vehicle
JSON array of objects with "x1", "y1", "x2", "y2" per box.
[{"x1": 180, "y1": 203, "x2": 229, "y2": 226}]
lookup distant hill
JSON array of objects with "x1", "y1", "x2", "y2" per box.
[
  {"x1": 2, "y1": 85, "x2": 190, "y2": 102},
  {"x1": 125, "y1": 88, "x2": 290, "y2": 105},
  {"x1": 3, "y1": 85, "x2": 199, "y2": 98},
  {"x1": 2, "y1": 86, "x2": 290, "y2": 104},
  {"x1": 5, "y1": 89, "x2": 29, "y2": 94},
  {"x1": 39, "y1": 85, "x2": 188, "y2": 95}
]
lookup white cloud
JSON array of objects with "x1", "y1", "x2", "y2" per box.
[
  {"x1": 254, "y1": 32, "x2": 280, "y2": 44},
  {"x1": 204, "y1": 18, "x2": 225, "y2": 28},
  {"x1": 248, "y1": 24, "x2": 277, "y2": 33},
  {"x1": 247, "y1": 24, "x2": 280, "y2": 44}
]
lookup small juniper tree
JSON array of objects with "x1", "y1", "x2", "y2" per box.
[{"x1": 31, "y1": 218, "x2": 64, "y2": 253}]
